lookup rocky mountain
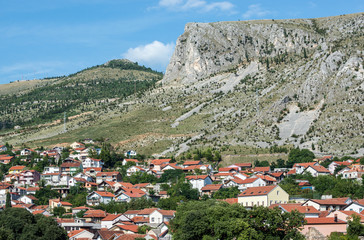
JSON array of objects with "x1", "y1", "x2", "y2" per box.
[{"x1": 1, "y1": 13, "x2": 363, "y2": 158}]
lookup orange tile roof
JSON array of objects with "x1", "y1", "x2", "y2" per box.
[
  {"x1": 185, "y1": 175, "x2": 210, "y2": 180},
  {"x1": 279, "y1": 204, "x2": 319, "y2": 214},
  {"x1": 201, "y1": 184, "x2": 223, "y2": 191},
  {"x1": 183, "y1": 161, "x2": 201, "y2": 166},
  {"x1": 96, "y1": 171, "x2": 120, "y2": 177},
  {"x1": 221, "y1": 198, "x2": 238, "y2": 204},
  {"x1": 61, "y1": 162, "x2": 81, "y2": 168},
  {"x1": 305, "y1": 218, "x2": 346, "y2": 224},
  {"x1": 116, "y1": 234, "x2": 157, "y2": 240},
  {"x1": 83, "y1": 167, "x2": 102, "y2": 173},
  {"x1": 131, "y1": 216, "x2": 149, "y2": 223},
  {"x1": 117, "y1": 224, "x2": 138, "y2": 233},
  {"x1": 9, "y1": 165, "x2": 26, "y2": 170},
  {"x1": 256, "y1": 174, "x2": 277, "y2": 182},
  {"x1": 102, "y1": 214, "x2": 122, "y2": 221},
  {"x1": 158, "y1": 210, "x2": 176, "y2": 216},
  {"x1": 287, "y1": 169, "x2": 296, "y2": 175},
  {"x1": 124, "y1": 159, "x2": 139, "y2": 163},
  {"x1": 32, "y1": 210, "x2": 46, "y2": 215},
  {"x1": 308, "y1": 165, "x2": 330, "y2": 173},
  {"x1": 214, "y1": 172, "x2": 235, "y2": 177},
  {"x1": 94, "y1": 191, "x2": 115, "y2": 198},
  {"x1": 232, "y1": 163, "x2": 252, "y2": 167},
  {"x1": 84, "y1": 210, "x2": 107, "y2": 218},
  {"x1": 150, "y1": 159, "x2": 171, "y2": 165},
  {"x1": 238, "y1": 185, "x2": 276, "y2": 197},
  {"x1": 137, "y1": 208, "x2": 158, "y2": 215},
  {"x1": 253, "y1": 167, "x2": 270, "y2": 172},
  {"x1": 308, "y1": 197, "x2": 350, "y2": 206},
  {"x1": 293, "y1": 162, "x2": 317, "y2": 168}
]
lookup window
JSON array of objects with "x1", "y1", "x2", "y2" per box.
[
  {"x1": 151, "y1": 217, "x2": 155, "y2": 222},
  {"x1": 277, "y1": 191, "x2": 279, "y2": 195}
]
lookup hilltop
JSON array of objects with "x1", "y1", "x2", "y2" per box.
[{"x1": 1, "y1": 13, "x2": 363, "y2": 159}]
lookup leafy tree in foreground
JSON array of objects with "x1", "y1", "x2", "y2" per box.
[
  {"x1": 170, "y1": 200, "x2": 305, "y2": 240},
  {"x1": 0, "y1": 208, "x2": 67, "y2": 240}
]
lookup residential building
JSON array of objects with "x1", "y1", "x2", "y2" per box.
[
  {"x1": 303, "y1": 165, "x2": 330, "y2": 177},
  {"x1": 96, "y1": 171, "x2": 122, "y2": 184},
  {"x1": 238, "y1": 185, "x2": 289, "y2": 208},
  {"x1": 18, "y1": 170, "x2": 40, "y2": 186},
  {"x1": 185, "y1": 175, "x2": 213, "y2": 192},
  {"x1": 86, "y1": 191, "x2": 115, "y2": 206},
  {"x1": 302, "y1": 197, "x2": 352, "y2": 211}
]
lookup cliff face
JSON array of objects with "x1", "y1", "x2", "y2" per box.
[
  {"x1": 163, "y1": 14, "x2": 363, "y2": 85},
  {"x1": 159, "y1": 13, "x2": 364, "y2": 155}
]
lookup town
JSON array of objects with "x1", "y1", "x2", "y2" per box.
[{"x1": 0, "y1": 139, "x2": 363, "y2": 239}]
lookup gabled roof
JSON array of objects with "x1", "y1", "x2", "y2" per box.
[
  {"x1": 307, "y1": 197, "x2": 350, "y2": 206},
  {"x1": 287, "y1": 169, "x2": 296, "y2": 175},
  {"x1": 305, "y1": 218, "x2": 346, "y2": 224},
  {"x1": 253, "y1": 167, "x2": 270, "y2": 172},
  {"x1": 221, "y1": 198, "x2": 238, "y2": 204},
  {"x1": 124, "y1": 159, "x2": 139, "y2": 163},
  {"x1": 307, "y1": 165, "x2": 330, "y2": 173},
  {"x1": 293, "y1": 162, "x2": 317, "y2": 168},
  {"x1": 102, "y1": 214, "x2": 123, "y2": 221},
  {"x1": 219, "y1": 167, "x2": 239, "y2": 172},
  {"x1": 61, "y1": 162, "x2": 81, "y2": 168},
  {"x1": 93, "y1": 191, "x2": 115, "y2": 198},
  {"x1": 238, "y1": 185, "x2": 276, "y2": 197},
  {"x1": 84, "y1": 209, "x2": 107, "y2": 218},
  {"x1": 84, "y1": 167, "x2": 102, "y2": 173},
  {"x1": 117, "y1": 224, "x2": 138, "y2": 233},
  {"x1": 131, "y1": 216, "x2": 149, "y2": 223},
  {"x1": 277, "y1": 204, "x2": 319, "y2": 214},
  {"x1": 185, "y1": 175, "x2": 210, "y2": 180},
  {"x1": 137, "y1": 208, "x2": 158, "y2": 215},
  {"x1": 9, "y1": 165, "x2": 26, "y2": 171},
  {"x1": 183, "y1": 161, "x2": 201, "y2": 166},
  {"x1": 157, "y1": 209, "x2": 176, "y2": 216},
  {"x1": 201, "y1": 184, "x2": 223, "y2": 191},
  {"x1": 269, "y1": 172, "x2": 284, "y2": 178},
  {"x1": 96, "y1": 171, "x2": 120, "y2": 177},
  {"x1": 150, "y1": 159, "x2": 171, "y2": 165},
  {"x1": 256, "y1": 174, "x2": 277, "y2": 182}
]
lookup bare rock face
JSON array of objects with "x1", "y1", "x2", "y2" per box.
[
  {"x1": 159, "y1": 13, "x2": 364, "y2": 156},
  {"x1": 163, "y1": 14, "x2": 363, "y2": 85}
]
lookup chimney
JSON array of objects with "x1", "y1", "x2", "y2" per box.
[{"x1": 334, "y1": 214, "x2": 338, "y2": 222}]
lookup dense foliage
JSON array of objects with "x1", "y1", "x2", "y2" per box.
[
  {"x1": 0, "y1": 208, "x2": 67, "y2": 240},
  {"x1": 170, "y1": 200, "x2": 305, "y2": 240}
]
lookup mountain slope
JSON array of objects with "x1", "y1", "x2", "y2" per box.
[
  {"x1": 2, "y1": 13, "x2": 363, "y2": 158},
  {"x1": 0, "y1": 59, "x2": 162, "y2": 130}
]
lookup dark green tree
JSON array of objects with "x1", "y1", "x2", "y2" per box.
[{"x1": 5, "y1": 192, "x2": 11, "y2": 208}]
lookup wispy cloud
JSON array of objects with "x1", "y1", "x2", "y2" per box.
[
  {"x1": 123, "y1": 41, "x2": 175, "y2": 71},
  {"x1": 157, "y1": 0, "x2": 234, "y2": 13},
  {"x1": 242, "y1": 4, "x2": 271, "y2": 19}
]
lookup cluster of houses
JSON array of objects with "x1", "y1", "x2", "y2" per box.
[{"x1": 0, "y1": 140, "x2": 363, "y2": 239}]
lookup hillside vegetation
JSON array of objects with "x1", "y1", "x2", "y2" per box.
[{"x1": 0, "y1": 13, "x2": 363, "y2": 159}]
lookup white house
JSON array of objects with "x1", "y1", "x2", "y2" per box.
[
  {"x1": 293, "y1": 162, "x2": 319, "y2": 174},
  {"x1": 100, "y1": 214, "x2": 131, "y2": 229},
  {"x1": 302, "y1": 197, "x2": 352, "y2": 211},
  {"x1": 19, "y1": 195, "x2": 38, "y2": 204},
  {"x1": 149, "y1": 209, "x2": 175, "y2": 225},
  {"x1": 343, "y1": 200, "x2": 364, "y2": 213},
  {"x1": 124, "y1": 150, "x2": 137, "y2": 157},
  {"x1": 328, "y1": 161, "x2": 352, "y2": 174},
  {"x1": 185, "y1": 175, "x2": 213, "y2": 192},
  {"x1": 86, "y1": 191, "x2": 115, "y2": 206},
  {"x1": 303, "y1": 165, "x2": 330, "y2": 177},
  {"x1": 82, "y1": 157, "x2": 103, "y2": 168},
  {"x1": 126, "y1": 166, "x2": 146, "y2": 176}
]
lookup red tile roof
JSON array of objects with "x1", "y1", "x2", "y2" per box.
[
  {"x1": 253, "y1": 167, "x2": 270, "y2": 172},
  {"x1": 9, "y1": 165, "x2": 26, "y2": 171},
  {"x1": 150, "y1": 159, "x2": 171, "y2": 165},
  {"x1": 116, "y1": 234, "x2": 157, "y2": 240},
  {"x1": 124, "y1": 159, "x2": 139, "y2": 163},
  {"x1": 137, "y1": 208, "x2": 158, "y2": 215},
  {"x1": 185, "y1": 175, "x2": 210, "y2": 180},
  {"x1": 102, "y1": 214, "x2": 122, "y2": 221},
  {"x1": 183, "y1": 161, "x2": 201, "y2": 166},
  {"x1": 293, "y1": 162, "x2": 317, "y2": 168},
  {"x1": 84, "y1": 210, "x2": 107, "y2": 218},
  {"x1": 287, "y1": 169, "x2": 296, "y2": 175},
  {"x1": 219, "y1": 167, "x2": 239, "y2": 172},
  {"x1": 117, "y1": 224, "x2": 138, "y2": 233},
  {"x1": 308, "y1": 165, "x2": 330, "y2": 173},
  {"x1": 279, "y1": 204, "x2": 319, "y2": 214},
  {"x1": 61, "y1": 162, "x2": 81, "y2": 168},
  {"x1": 94, "y1": 191, "x2": 115, "y2": 198},
  {"x1": 221, "y1": 198, "x2": 239, "y2": 204},
  {"x1": 96, "y1": 171, "x2": 120, "y2": 177},
  {"x1": 305, "y1": 218, "x2": 346, "y2": 224},
  {"x1": 233, "y1": 163, "x2": 252, "y2": 167},
  {"x1": 308, "y1": 197, "x2": 350, "y2": 206},
  {"x1": 238, "y1": 185, "x2": 276, "y2": 197},
  {"x1": 201, "y1": 184, "x2": 223, "y2": 191}
]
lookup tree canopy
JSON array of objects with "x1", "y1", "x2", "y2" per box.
[{"x1": 170, "y1": 200, "x2": 305, "y2": 240}]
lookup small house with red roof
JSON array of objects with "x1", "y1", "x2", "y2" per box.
[
  {"x1": 19, "y1": 195, "x2": 38, "y2": 204},
  {"x1": 101, "y1": 213, "x2": 131, "y2": 229},
  {"x1": 18, "y1": 170, "x2": 40, "y2": 186},
  {"x1": 149, "y1": 209, "x2": 176, "y2": 225},
  {"x1": 185, "y1": 175, "x2": 213, "y2": 192},
  {"x1": 126, "y1": 166, "x2": 146, "y2": 176},
  {"x1": 238, "y1": 185, "x2": 289, "y2": 208},
  {"x1": 96, "y1": 171, "x2": 122, "y2": 184},
  {"x1": 293, "y1": 162, "x2": 319, "y2": 174},
  {"x1": 328, "y1": 161, "x2": 352, "y2": 174},
  {"x1": 70, "y1": 142, "x2": 85, "y2": 149},
  {"x1": 61, "y1": 162, "x2": 82, "y2": 175},
  {"x1": 201, "y1": 184, "x2": 223, "y2": 196},
  {"x1": 343, "y1": 199, "x2": 364, "y2": 213},
  {"x1": 122, "y1": 158, "x2": 140, "y2": 166},
  {"x1": 302, "y1": 165, "x2": 330, "y2": 177},
  {"x1": 149, "y1": 159, "x2": 171, "y2": 171},
  {"x1": 9, "y1": 165, "x2": 26, "y2": 174},
  {"x1": 68, "y1": 229, "x2": 94, "y2": 240},
  {"x1": 49, "y1": 198, "x2": 73, "y2": 211},
  {"x1": 302, "y1": 197, "x2": 352, "y2": 211},
  {"x1": 228, "y1": 163, "x2": 252, "y2": 170},
  {"x1": 20, "y1": 148, "x2": 36, "y2": 156},
  {"x1": 182, "y1": 161, "x2": 202, "y2": 167},
  {"x1": 301, "y1": 217, "x2": 347, "y2": 237},
  {"x1": 273, "y1": 203, "x2": 320, "y2": 218},
  {"x1": 82, "y1": 157, "x2": 103, "y2": 168},
  {"x1": 114, "y1": 188, "x2": 147, "y2": 202},
  {"x1": 86, "y1": 191, "x2": 115, "y2": 206},
  {"x1": 253, "y1": 166, "x2": 271, "y2": 174}
]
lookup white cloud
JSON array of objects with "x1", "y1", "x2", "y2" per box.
[
  {"x1": 159, "y1": 0, "x2": 183, "y2": 7},
  {"x1": 158, "y1": 0, "x2": 234, "y2": 12},
  {"x1": 123, "y1": 41, "x2": 175, "y2": 71},
  {"x1": 242, "y1": 4, "x2": 271, "y2": 19}
]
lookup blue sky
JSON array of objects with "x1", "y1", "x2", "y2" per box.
[{"x1": 0, "y1": 0, "x2": 363, "y2": 84}]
